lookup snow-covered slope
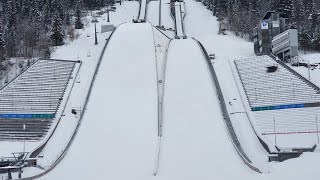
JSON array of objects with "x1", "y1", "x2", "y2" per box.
[
  {"x1": 14, "y1": 0, "x2": 320, "y2": 179},
  {"x1": 41, "y1": 23, "x2": 158, "y2": 180},
  {"x1": 182, "y1": 0, "x2": 320, "y2": 179},
  {"x1": 157, "y1": 39, "x2": 253, "y2": 179}
]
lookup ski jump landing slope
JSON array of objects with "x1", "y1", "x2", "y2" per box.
[
  {"x1": 157, "y1": 39, "x2": 252, "y2": 179},
  {"x1": 41, "y1": 23, "x2": 158, "y2": 180}
]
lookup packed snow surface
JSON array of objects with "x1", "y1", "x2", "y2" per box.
[
  {"x1": 157, "y1": 39, "x2": 251, "y2": 179},
  {"x1": 25, "y1": 0, "x2": 320, "y2": 179},
  {"x1": 42, "y1": 23, "x2": 158, "y2": 179}
]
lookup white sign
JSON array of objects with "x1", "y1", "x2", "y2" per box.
[
  {"x1": 261, "y1": 21, "x2": 268, "y2": 29},
  {"x1": 273, "y1": 21, "x2": 279, "y2": 28}
]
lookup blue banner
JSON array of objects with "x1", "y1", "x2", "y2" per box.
[
  {"x1": 0, "y1": 114, "x2": 55, "y2": 119},
  {"x1": 251, "y1": 103, "x2": 305, "y2": 111}
]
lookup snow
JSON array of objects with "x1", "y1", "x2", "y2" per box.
[
  {"x1": 40, "y1": 23, "x2": 158, "y2": 180},
  {"x1": 0, "y1": 2, "x2": 141, "y2": 179},
  {"x1": 3, "y1": 0, "x2": 320, "y2": 179},
  {"x1": 147, "y1": 1, "x2": 159, "y2": 26},
  {"x1": 35, "y1": 1, "x2": 141, "y2": 168},
  {"x1": 182, "y1": 0, "x2": 320, "y2": 179},
  {"x1": 157, "y1": 39, "x2": 253, "y2": 179},
  {"x1": 290, "y1": 53, "x2": 320, "y2": 87}
]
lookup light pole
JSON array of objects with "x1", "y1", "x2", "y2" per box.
[
  {"x1": 307, "y1": 58, "x2": 311, "y2": 80},
  {"x1": 316, "y1": 115, "x2": 319, "y2": 144},
  {"x1": 94, "y1": 23, "x2": 98, "y2": 45},
  {"x1": 23, "y1": 124, "x2": 26, "y2": 157},
  {"x1": 273, "y1": 117, "x2": 277, "y2": 147},
  {"x1": 107, "y1": 6, "x2": 110, "y2": 22}
]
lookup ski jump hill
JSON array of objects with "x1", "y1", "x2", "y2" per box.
[
  {"x1": 38, "y1": 21, "x2": 262, "y2": 179},
  {"x1": 2, "y1": 0, "x2": 320, "y2": 179}
]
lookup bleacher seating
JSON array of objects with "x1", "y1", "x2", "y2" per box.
[
  {"x1": 234, "y1": 56, "x2": 320, "y2": 148},
  {"x1": 235, "y1": 56, "x2": 320, "y2": 107},
  {"x1": 0, "y1": 60, "x2": 76, "y2": 141}
]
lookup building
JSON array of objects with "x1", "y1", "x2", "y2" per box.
[{"x1": 253, "y1": 11, "x2": 286, "y2": 55}]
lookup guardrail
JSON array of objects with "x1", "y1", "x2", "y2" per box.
[
  {"x1": 269, "y1": 54, "x2": 320, "y2": 93},
  {"x1": 18, "y1": 24, "x2": 123, "y2": 180},
  {"x1": 193, "y1": 38, "x2": 261, "y2": 173}
]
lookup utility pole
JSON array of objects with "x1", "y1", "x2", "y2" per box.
[
  {"x1": 23, "y1": 124, "x2": 26, "y2": 154},
  {"x1": 159, "y1": 0, "x2": 162, "y2": 26},
  {"x1": 94, "y1": 23, "x2": 98, "y2": 45},
  {"x1": 107, "y1": 7, "x2": 110, "y2": 22},
  {"x1": 273, "y1": 117, "x2": 277, "y2": 147},
  {"x1": 308, "y1": 58, "x2": 311, "y2": 80},
  {"x1": 316, "y1": 115, "x2": 319, "y2": 144}
]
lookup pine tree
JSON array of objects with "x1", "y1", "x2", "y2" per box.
[
  {"x1": 51, "y1": 14, "x2": 64, "y2": 46},
  {"x1": 269, "y1": 0, "x2": 279, "y2": 11},
  {"x1": 43, "y1": 0, "x2": 52, "y2": 31},
  {"x1": 65, "y1": 12, "x2": 71, "y2": 26},
  {"x1": 276, "y1": 0, "x2": 293, "y2": 18},
  {"x1": 75, "y1": 5, "x2": 83, "y2": 29},
  {"x1": 0, "y1": 20, "x2": 5, "y2": 69},
  {"x1": 4, "y1": 0, "x2": 18, "y2": 57}
]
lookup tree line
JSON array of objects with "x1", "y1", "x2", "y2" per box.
[
  {"x1": 0, "y1": 0, "x2": 114, "y2": 70},
  {"x1": 206, "y1": 0, "x2": 320, "y2": 51}
]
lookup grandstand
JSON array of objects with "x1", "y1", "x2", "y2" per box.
[
  {"x1": 234, "y1": 55, "x2": 320, "y2": 149},
  {"x1": 0, "y1": 60, "x2": 77, "y2": 141}
]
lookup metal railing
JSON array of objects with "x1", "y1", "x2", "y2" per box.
[
  {"x1": 193, "y1": 38, "x2": 261, "y2": 173},
  {"x1": 269, "y1": 54, "x2": 320, "y2": 93}
]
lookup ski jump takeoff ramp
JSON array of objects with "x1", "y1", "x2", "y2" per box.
[
  {"x1": 173, "y1": 2, "x2": 186, "y2": 39},
  {"x1": 135, "y1": 0, "x2": 148, "y2": 22},
  {"x1": 42, "y1": 23, "x2": 158, "y2": 180}
]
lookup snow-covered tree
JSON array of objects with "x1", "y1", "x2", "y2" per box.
[
  {"x1": 51, "y1": 14, "x2": 64, "y2": 46},
  {"x1": 0, "y1": 20, "x2": 5, "y2": 69},
  {"x1": 4, "y1": 0, "x2": 18, "y2": 57}
]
